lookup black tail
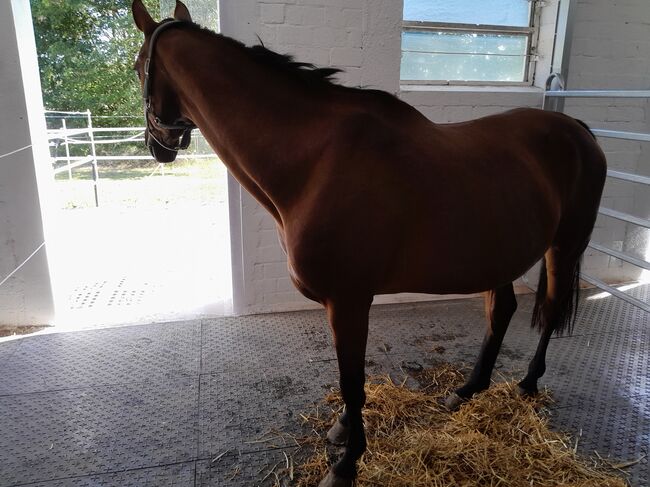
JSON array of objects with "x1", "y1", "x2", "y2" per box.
[{"x1": 531, "y1": 256, "x2": 582, "y2": 336}]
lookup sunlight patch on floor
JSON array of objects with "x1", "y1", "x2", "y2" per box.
[{"x1": 49, "y1": 202, "x2": 231, "y2": 331}]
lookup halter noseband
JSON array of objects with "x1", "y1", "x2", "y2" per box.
[{"x1": 143, "y1": 19, "x2": 196, "y2": 152}]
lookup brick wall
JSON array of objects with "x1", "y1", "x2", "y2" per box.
[
  {"x1": 562, "y1": 0, "x2": 650, "y2": 283},
  {"x1": 231, "y1": 0, "x2": 406, "y2": 314}
]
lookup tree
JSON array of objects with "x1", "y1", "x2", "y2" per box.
[
  {"x1": 31, "y1": 0, "x2": 159, "y2": 126},
  {"x1": 31, "y1": 1, "x2": 219, "y2": 127}
]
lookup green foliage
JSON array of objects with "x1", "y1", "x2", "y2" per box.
[{"x1": 30, "y1": 0, "x2": 159, "y2": 126}]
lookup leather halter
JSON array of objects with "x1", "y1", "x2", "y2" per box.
[{"x1": 142, "y1": 19, "x2": 196, "y2": 152}]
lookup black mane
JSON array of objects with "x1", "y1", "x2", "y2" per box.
[
  {"x1": 246, "y1": 44, "x2": 342, "y2": 86},
  {"x1": 177, "y1": 20, "x2": 343, "y2": 87}
]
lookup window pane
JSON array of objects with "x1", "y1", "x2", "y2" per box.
[
  {"x1": 401, "y1": 31, "x2": 528, "y2": 82},
  {"x1": 403, "y1": 0, "x2": 531, "y2": 27}
]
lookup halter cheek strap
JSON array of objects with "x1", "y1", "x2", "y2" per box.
[{"x1": 143, "y1": 19, "x2": 196, "y2": 152}]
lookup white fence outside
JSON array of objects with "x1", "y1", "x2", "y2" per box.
[{"x1": 46, "y1": 110, "x2": 218, "y2": 207}]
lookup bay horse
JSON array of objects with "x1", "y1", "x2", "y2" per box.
[{"x1": 132, "y1": 2, "x2": 607, "y2": 485}]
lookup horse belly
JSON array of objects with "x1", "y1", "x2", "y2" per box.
[
  {"x1": 382, "y1": 200, "x2": 558, "y2": 295},
  {"x1": 386, "y1": 239, "x2": 547, "y2": 295}
]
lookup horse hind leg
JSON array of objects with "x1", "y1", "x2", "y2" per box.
[
  {"x1": 445, "y1": 282, "x2": 517, "y2": 410},
  {"x1": 518, "y1": 240, "x2": 585, "y2": 395}
]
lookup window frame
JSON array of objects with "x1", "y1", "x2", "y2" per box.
[{"x1": 400, "y1": 1, "x2": 543, "y2": 86}]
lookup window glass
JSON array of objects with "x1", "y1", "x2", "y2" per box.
[
  {"x1": 403, "y1": 0, "x2": 531, "y2": 27},
  {"x1": 401, "y1": 31, "x2": 528, "y2": 82}
]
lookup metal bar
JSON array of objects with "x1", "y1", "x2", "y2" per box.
[
  {"x1": 580, "y1": 273, "x2": 650, "y2": 313},
  {"x1": 588, "y1": 242, "x2": 650, "y2": 271},
  {"x1": 45, "y1": 114, "x2": 141, "y2": 119},
  {"x1": 607, "y1": 169, "x2": 650, "y2": 185},
  {"x1": 44, "y1": 109, "x2": 88, "y2": 115},
  {"x1": 47, "y1": 127, "x2": 145, "y2": 135},
  {"x1": 401, "y1": 79, "x2": 532, "y2": 87},
  {"x1": 598, "y1": 206, "x2": 650, "y2": 229},
  {"x1": 48, "y1": 127, "x2": 209, "y2": 135},
  {"x1": 47, "y1": 128, "x2": 92, "y2": 138},
  {"x1": 543, "y1": 73, "x2": 566, "y2": 111},
  {"x1": 86, "y1": 110, "x2": 99, "y2": 207},
  {"x1": 51, "y1": 154, "x2": 217, "y2": 162},
  {"x1": 57, "y1": 138, "x2": 146, "y2": 145},
  {"x1": 556, "y1": 0, "x2": 578, "y2": 89},
  {"x1": 545, "y1": 90, "x2": 650, "y2": 98},
  {"x1": 526, "y1": 0, "x2": 542, "y2": 86},
  {"x1": 403, "y1": 20, "x2": 533, "y2": 35},
  {"x1": 61, "y1": 119, "x2": 72, "y2": 180},
  {"x1": 52, "y1": 156, "x2": 94, "y2": 174},
  {"x1": 402, "y1": 48, "x2": 531, "y2": 58},
  {"x1": 592, "y1": 129, "x2": 650, "y2": 143}
]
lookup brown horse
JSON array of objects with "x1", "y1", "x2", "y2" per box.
[{"x1": 132, "y1": 2, "x2": 607, "y2": 485}]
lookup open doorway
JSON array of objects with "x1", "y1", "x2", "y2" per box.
[{"x1": 31, "y1": 0, "x2": 231, "y2": 329}]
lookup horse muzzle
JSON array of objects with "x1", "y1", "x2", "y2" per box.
[{"x1": 146, "y1": 129, "x2": 178, "y2": 163}]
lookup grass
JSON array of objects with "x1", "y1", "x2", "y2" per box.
[
  {"x1": 53, "y1": 158, "x2": 220, "y2": 181},
  {"x1": 52, "y1": 158, "x2": 228, "y2": 210}
]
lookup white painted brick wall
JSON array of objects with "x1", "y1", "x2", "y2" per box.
[
  {"x1": 221, "y1": 0, "x2": 650, "y2": 314},
  {"x1": 562, "y1": 0, "x2": 650, "y2": 283},
  {"x1": 231, "y1": 0, "x2": 403, "y2": 314},
  {"x1": 260, "y1": 3, "x2": 285, "y2": 24}
]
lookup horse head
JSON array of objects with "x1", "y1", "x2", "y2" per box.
[{"x1": 132, "y1": 0, "x2": 196, "y2": 163}]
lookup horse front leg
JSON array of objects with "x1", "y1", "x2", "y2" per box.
[
  {"x1": 320, "y1": 298, "x2": 371, "y2": 487},
  {"x1": 445, "y1": 283, "x2": 517, "y2": 410}
]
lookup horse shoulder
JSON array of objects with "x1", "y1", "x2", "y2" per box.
[{"x1": 281, "y1": 102, "x2": 441, "y2": 300}]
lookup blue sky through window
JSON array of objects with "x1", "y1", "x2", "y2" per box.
[{"x1": 403, "y1": 0, "x2": 530, "y2": 27}]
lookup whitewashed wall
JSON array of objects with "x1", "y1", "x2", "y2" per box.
[
  {"x1": 560, "y1": 0, "x2": 650, "y2": 284},
  {"x1": 0, "y1": 1, "x2": 55, "y2": 326},
  {"x1": 219, "y1": 0, "x2": 650, "y2": 314}
]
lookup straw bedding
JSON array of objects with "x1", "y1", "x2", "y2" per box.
[{"x1": 286, "y1": 364, "x2": 628, "y2": 487}]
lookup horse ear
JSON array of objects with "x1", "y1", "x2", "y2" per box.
[
  {"x1": 174, "y1": 1, "x2": 193, "y2": 22},
  {"x1": 132, "y1": 0, "x2": 156, "y2": 35}
]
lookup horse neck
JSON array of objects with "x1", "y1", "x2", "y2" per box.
[{"x1": 158, "y1": 30, "x2": 336, "y2": 222}]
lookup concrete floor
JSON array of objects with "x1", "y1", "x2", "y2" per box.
[{"x1": 0, "y1": 291, "x2": 648, "y2": 486}]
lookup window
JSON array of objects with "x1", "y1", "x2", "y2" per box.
[{"x1": 401, "y1": 0, "x2": 541, "y2": 84}]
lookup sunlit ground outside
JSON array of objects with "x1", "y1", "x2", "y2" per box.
[{"x1": 47, "y1": 158, "x2": 231, "y2": 331}]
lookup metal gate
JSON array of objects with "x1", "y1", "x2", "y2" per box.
[{"x1": 543, "y1": 73, "x2": 650, "y2": 312}]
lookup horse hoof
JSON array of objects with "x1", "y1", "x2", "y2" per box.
[
  {"x1": 443, "y1": 392, "x2": 467, "y2": 411},
  {"x1": 516, "y1": 384, "x2": 538, "y2": 397},
  {"x1": 326, "y1": 420, "x2": 349, "y2": 446},
  {"x1": 318, "y1": 470, "x2": 353, "y2": 487}
]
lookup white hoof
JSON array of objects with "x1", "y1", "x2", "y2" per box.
[
  {"x1": 326, "y1": 420, "x2": 349, "y2": 446},
  {"x1": 516, "y1": 384, "x2": 538, "y2": 397},
  {"x1": 318, "y1": 470, "x2": 353, "y2": 487},
  {"x1": 443, "y1": 392, "x2": 466, "y2": 411}
]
